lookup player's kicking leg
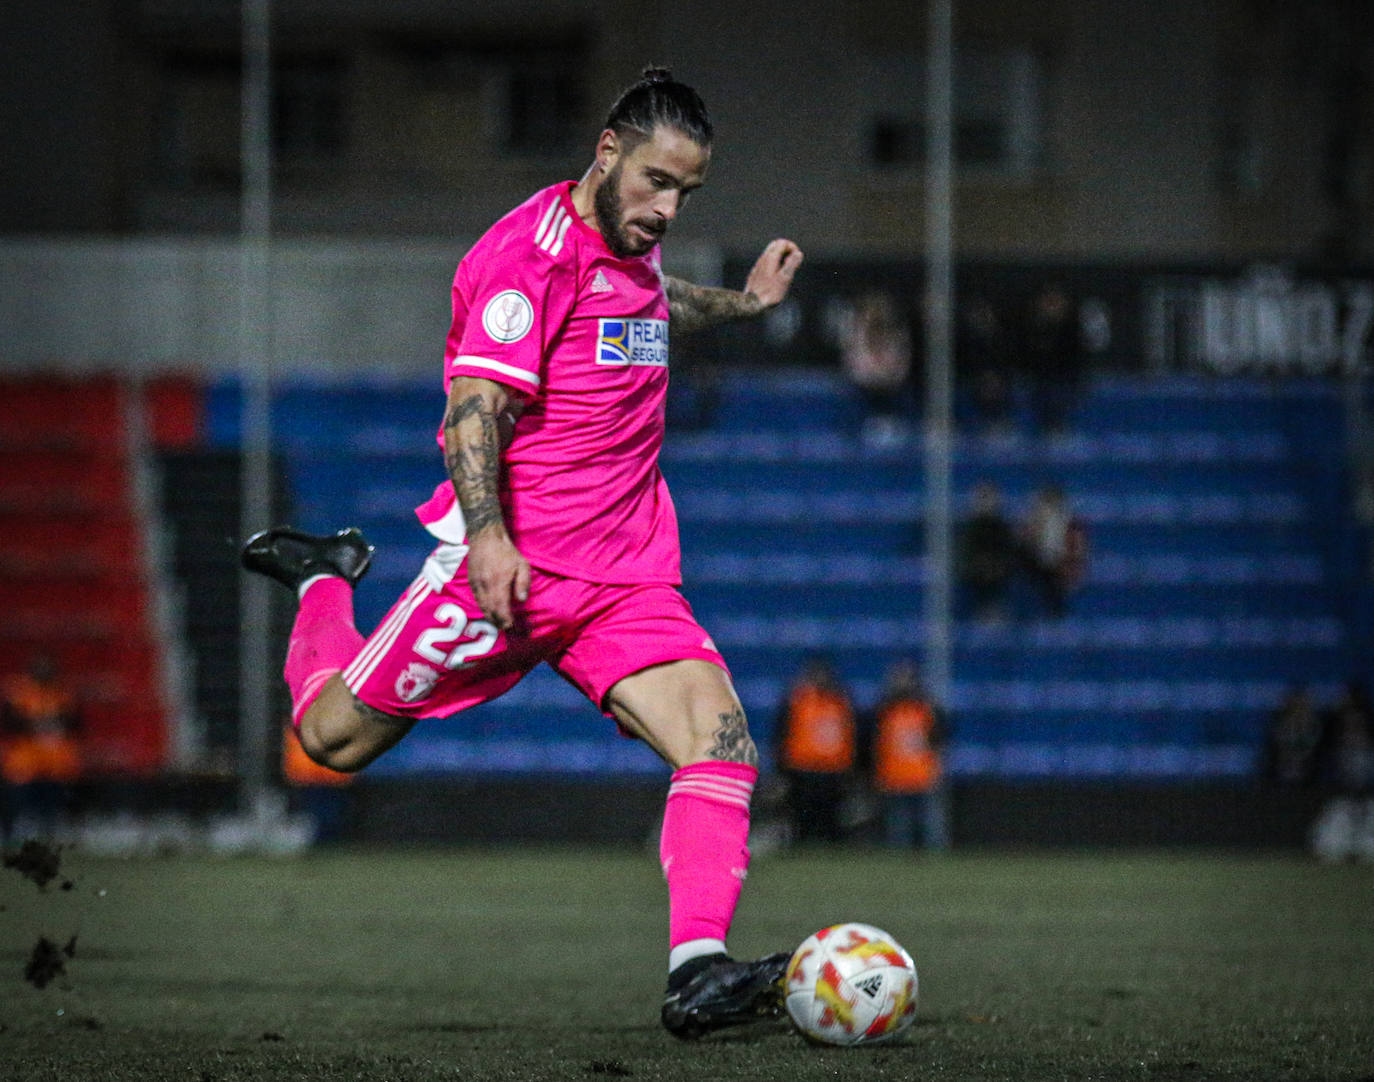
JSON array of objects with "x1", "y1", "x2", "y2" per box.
[
  {"x1": 605, "y1": 659, "x2": 790, "y2": 1039},
  {"x1": 241, "y1": 526, "x2": 414, "y2": 771}
]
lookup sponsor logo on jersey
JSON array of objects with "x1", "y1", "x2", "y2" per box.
[
  {"x1": 597, "y1": 317, "x2": 669, "y2": 367},
  {"x1": 591, "y1": 269, "x2": 614, "y2": 293},
  {"x1": 482, "y1": 290, "x2": 534, "y2": 344}
]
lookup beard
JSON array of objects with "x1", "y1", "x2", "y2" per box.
[{"x1": 593, "y1": 163, "x2": 661, "y2": 258}]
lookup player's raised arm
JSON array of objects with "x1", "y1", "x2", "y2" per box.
[
  {"x1": 442, "y1": 375, "x2": 530, "y2": 630},
  {"x1": 665, "y1": 238, "x2": 804, "y2": 334}
]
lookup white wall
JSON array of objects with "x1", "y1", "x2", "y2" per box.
[{"x1": 0, "y1": 237, "x2": 723, "y2": 375}]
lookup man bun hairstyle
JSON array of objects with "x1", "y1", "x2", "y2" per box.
[{"x1": 604, "y1": 66, "x2": 713, "y2": 148}]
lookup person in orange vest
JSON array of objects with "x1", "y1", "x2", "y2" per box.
[
  {"x1": 1, "y1": 653, "x2": 83, "y2": 842},
  {"x1": 774, "y1": 654, "x2": 857, "y2": 843},
  {"x1": 863, "y1": 659, "x2": 949, "y2": 850}
]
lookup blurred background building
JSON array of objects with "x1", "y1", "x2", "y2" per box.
[
  {"x1": 4, "y1": 0, "x2": 1373, "y2": 261},
  {"x1": 2, "y1": 0, "x2": 1371, "y2": 850}
]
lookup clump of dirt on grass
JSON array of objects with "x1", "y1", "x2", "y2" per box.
[
  {"x1": 24, "y1": 935, "x2": 76, "y2": 989},
  {"x1": 3, "y1": 839, "x2": 70, "y2": 891},
  {"x1": 8, "y1": 843, "x2": 83, "y2": 989},
  {"x1": 586, "y1": 1061, "x2": 633, "y2": 1076}
]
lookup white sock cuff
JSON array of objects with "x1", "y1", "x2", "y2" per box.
[
  {"x1": 297, "y1": 573, "x2": 338, "y2": 600},
  {"x1": 669, "y1": 938, "x2": 727, "y2": 974}
]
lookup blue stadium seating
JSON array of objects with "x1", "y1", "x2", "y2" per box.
[{"x1": 207, "y1": 368, "x2": 1363, "y2": 780}]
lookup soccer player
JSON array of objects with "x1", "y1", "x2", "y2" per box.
[{"x1": 242, "y1": 68, "x2": 804, "y2": 1039}]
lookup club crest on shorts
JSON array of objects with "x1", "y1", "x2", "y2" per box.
[
  {"x1": 395, "y1": 661, "x2": 440, "y2": 703},
  {"x1": 482, "y1": 289, "x2": 534, "y2": 344}
]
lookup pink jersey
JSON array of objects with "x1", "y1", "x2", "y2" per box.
[{"x1": 415, "y1": 181, "x2": 680, "y2": 585}]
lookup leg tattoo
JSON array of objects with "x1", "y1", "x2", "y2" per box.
[
  {"x1": 349, "y1": 695, "x2": 411, "y2": 729},
  {"x1": 706, "y1": 707, "x2": 759, "y2": 766}
]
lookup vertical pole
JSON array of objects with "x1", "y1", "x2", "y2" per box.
[
  {"x1": 238, "y1": 0, "x2": 274, "y2": 818},
  {"x1": 923, "y1": 0, "x2": 955, "y2": 707},
  {"x1": 923, "y1": 0, "x2": 956, "y2": 849}
]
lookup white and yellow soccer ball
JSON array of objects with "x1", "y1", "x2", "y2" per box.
[{"x1": 783, "y1": 922, "x2": 918, "y2": 1046}]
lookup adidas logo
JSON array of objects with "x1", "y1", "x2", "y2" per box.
[
  {"x1": 591, "y1": 270, "x2": 613, "y2": 293},
  {"x1": 854, "y1": 974, "x2": 884, "y2": 999}
]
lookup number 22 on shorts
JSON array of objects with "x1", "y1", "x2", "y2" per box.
[{"x1": 414, "y1": 602, "x2": 499, "y2": 669}]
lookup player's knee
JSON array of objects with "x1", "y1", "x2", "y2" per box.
[
  {"x1": 297, "y1": 709, "x2": 371, "y2": 774},
  {"x1": 298, "y1": 678, "x2": 404, "y2": 772},
  {"x1": 315, "y1": 739, "x2": 372, "y2": 774},
  {"x1": 295, "y1": 719, "x2": 350, "y2": 773}
]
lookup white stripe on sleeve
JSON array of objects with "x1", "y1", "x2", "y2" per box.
[
  {"x1": 533, "y1": 199, "x2": 560, "y2": 247},
  {"x1": 451, "y1": 354, "x2": 541, "y2": 390},
  {"x1": 547, "y1": 214, "x2": 573, "y2": 258}
]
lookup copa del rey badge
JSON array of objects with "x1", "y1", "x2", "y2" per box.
[{"x1": 482, "y1": 289, "x2": 534, "y2": 344}]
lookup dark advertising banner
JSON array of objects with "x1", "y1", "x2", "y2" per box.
[{"x1": 696, "y1": 258, "x2": 1374, "y2": 377}]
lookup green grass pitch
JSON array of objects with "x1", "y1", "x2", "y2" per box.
[{"x1": 3, "y1": 845, "x2": 1372, "y2": 1081}]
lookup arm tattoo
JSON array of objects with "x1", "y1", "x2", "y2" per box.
[
  {"x1": 706, "y1": 707, "x2": 759, "y2": 766},
  {"x1": 665, "y1": 277, "x2": 764, "y2": 334},
  {"x1": 443, "y1": 393, "x2": 505, "y2": 537}
]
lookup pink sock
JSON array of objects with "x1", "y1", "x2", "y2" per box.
[
  {"x1": 660, "y1": 761, "x2": 757, "y2": 954},
  {"x1": 284, "y1": 577, "x2": 364, "y2": 729}
]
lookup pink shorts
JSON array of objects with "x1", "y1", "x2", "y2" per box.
[{"x1": 340, "y1": 543, "x2": 728, "y2": 721}]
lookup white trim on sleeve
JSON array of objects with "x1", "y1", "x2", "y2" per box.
[
  {"x1": 451, "y1": 354, "x2": 541, "y2": 390},
  {"x1": 422, "y1": 502, "x2": 467, "y2": 545}
]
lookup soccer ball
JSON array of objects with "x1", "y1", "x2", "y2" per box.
[{"x1": 783, "y1": 922, "x2": 918, "y2": 1046}]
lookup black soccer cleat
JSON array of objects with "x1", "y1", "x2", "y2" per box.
[
  {"x1": 660, "y1": 951, "x2": 790, "y2": 1040},
  {"x1": 240, "y1": 526, "x2": 374, "y2": 591}
]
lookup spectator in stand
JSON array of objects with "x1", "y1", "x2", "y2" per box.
[
  {"x1": 956, "y1": 481, "x2": 1020, "y2": 625},
  {"x1": 1317, "y1": 680, "x2": 1374, "y2": 793},
  {"x1": 840, "y1": 290, "x2": 914, "y2": 448},
  {"x1": 1020, "y1": 484, "x2": 1090, "y2": 619},
  {"x1": 956, "y1": 293, "x2": 1015, "y2": 434},
  {"x1": 862, "y1": 659, "x2": 950, "y2": 851},
  {"x1": 1309, "y1": 680, "x2": 1374, "y2": 862},
  {"x1": 1, "y1": 653, "x2": 82, "y2": 841},
  {"x1": 1262, "y1": 683, "x2": 1323, "y2": 785},
  {"x1": 775, "y1": 654, "x2": 856, "y2": 844},
  {"x1": 1020, "y1": 281, "x2": 1084, "y2": 435}
]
